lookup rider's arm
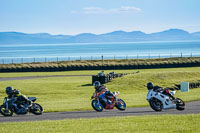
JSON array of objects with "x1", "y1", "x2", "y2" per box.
[
  {"x1": 153, "y1": 86, "x2": 163, "y2": 92},
  {"x1": 91, "y1": 92, "x2": 96, "y2": 99},
  {"x1": 13, "y1": 89, "x2": 20, "y2": 95}
]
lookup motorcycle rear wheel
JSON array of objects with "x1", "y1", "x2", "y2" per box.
[
  {"x1": 0, "y1": 105, "x2": 13, "y2": 117},
  {"x1": 91, "y1": 100, "x2": 103, "y2": 112},
  {"x1": 115, "y1": 99, "x2": 126, "y2": 111},
  {"x1": 149, "y1": 98, "x2": 163, "y2": 111},
  {"x1": 30, "y1": 103, "x2": 43, "y2": 115},
  {"x1": 175, "y1": 98, "x2": 185, "y2": 111}
]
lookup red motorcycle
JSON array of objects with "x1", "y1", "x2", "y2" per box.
[{"x1": 91, "y1": 91, "x2": 126, "y2": 112}]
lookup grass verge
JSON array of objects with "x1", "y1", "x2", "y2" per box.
[{"x1": 0, "y1": 114, "x2": 199, "y2": 133}]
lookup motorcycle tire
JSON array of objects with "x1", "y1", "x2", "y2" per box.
[
  {"x1": 175, "y1": 98, "x2": 185, "y2": 111},
  {"x1": 149, "y1": 98, "x2": 163, "y2": 111},
  {"x1": 0, "y1": 105, "x2": 13, "y2": 117},
  {"x1": 91, "y1": 100, "x2": 103, "y2": 112},
  {"x1": 115, "y1": 99, "x2": 126, "y2": 111},
  {"x1": 30, "y1": 103, "x2": 43, "y2": 115}
]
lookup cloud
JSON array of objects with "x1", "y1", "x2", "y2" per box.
[
  {"x1": 83, "y1": 7, "x2": 105, "y2": 14},
  {"x1": 72, "y1": 6, "x2": 141, "y2": 14},
  {"x1": 111, "y1": 6, "x2": 141, "y2": 13}
]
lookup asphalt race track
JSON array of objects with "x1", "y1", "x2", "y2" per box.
[{"x1": 0, "y1": 101, "x2": 200, "y2": 123}]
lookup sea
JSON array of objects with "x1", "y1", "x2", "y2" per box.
[{"x1": 0, "y1": 41, "x2": 200, "y2": 64}]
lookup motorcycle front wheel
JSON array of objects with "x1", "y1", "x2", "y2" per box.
[
  {"x1": 115, "y1": 99, "x2": 126, "y2": 111},
  {"x1": 175, "y1": 98, "x2": 185, "y2": 111},
  {"x1": 30, "y1": 103, "x2": 43, "y2": 115},
  {"x1": 0, "y1": 105, "x2": 13, "y2": 117},
  {"x1": 149, "y1": 98, "x2": 163, "y2": 111},
  {"x1": 91, "y1": 100, "x2": 103, "y2": 112}
]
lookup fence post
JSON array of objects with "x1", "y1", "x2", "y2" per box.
[
  {"x1": 21, "y1": 58, "x2": 23, "y2": 63},
  {"x1": 181, "y1": 52, "x2": 182, "y2": 58},
  {"x1": 34, "y1": 58, "x2": 36, "y2": 63},
  {"x1": 2, "y1": 59, "x2": 4, "y2": 64},
  {"x1": 126, "y1": 55, "x2": 128, "y2": 60},
  {"x1": 148, "y1": 53, "x2": 150, "y2": 59},
  {"x1": 12, "y1": 58, "x2": 14, "y2": 64},
  {"x1": 101, "y1": 55, "x2": 104, "y2": 65}
]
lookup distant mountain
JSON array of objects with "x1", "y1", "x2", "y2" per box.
[
  {"x1": 98, "y1": 31, "x2": 148, "y2": 42},
  {"x1": 0, "y1": 32, "x2": 72, "y2": 44},
  {"x1": 148, "y1": 29, "x2": 198, "y2": 41},
  {"x1": 0, "y1": 29, "x2": 200, "y2": 44},
  {"x1": 192, "y1": 32, "x2": 200, "y2": 37}
]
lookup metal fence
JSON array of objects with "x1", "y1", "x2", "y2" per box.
[{"x1": 0, "y1": 52, "x2": 200, "y2": 64}]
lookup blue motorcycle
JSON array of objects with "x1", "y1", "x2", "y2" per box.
[{"x1": 0, "y1": 97, "x2": 43, "y2": 116}]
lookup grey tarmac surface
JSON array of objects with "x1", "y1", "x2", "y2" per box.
[{"x1": 0, "y1": 101, "x2": 200, "y2": 123}]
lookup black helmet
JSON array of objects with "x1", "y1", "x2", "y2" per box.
[
  {"x1": 6, "y1": 86, "x2": 13, "y2": 95},
  {"x1": 147, "y1": 82, "x2": 154, "y2": 90},
  {"x1": 93, "y1": 81, "x2": 101, "y2": 89}
]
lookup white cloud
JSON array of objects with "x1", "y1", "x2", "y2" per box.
[
  {"x1": 83, "y1": 7, "x2": 105, "y2": 14},
  {"x1": 111, "y1": 6, "x2": 141, "y2": 13},
  {"x1": 72, "y1": 6, "x2": 142, "y2": 14}
]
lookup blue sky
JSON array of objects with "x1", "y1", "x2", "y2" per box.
[{"x1": 0, "y1": 0, "x2": 200, "y2": 35}]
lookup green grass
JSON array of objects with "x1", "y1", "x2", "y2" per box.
[
  {"x1": 0, "y1": 114, "x2": 200, "y2": 133},
  {"x1": 0, "y1": 67, "x2": 200, "y2": 112},
  {"x1": 0, "y1": 70, "x2": 135, "y2": 78}
]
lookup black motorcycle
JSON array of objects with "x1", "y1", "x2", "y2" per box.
[{"x1": 0, "y1": 97, "x2": 43, "y2": 116}]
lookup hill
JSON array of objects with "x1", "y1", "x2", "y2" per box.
[{"x1": 0, "y1": 29, "x2": 200, "y2": 44}]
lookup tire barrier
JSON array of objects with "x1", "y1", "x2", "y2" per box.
[
  {"x1": 189, "y1": 82, "x2": 200, "y2": 89},
  {"x1": 92, "y1": 73, "x2": 131, "y2": 85}
]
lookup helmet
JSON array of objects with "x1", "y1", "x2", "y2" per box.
[
  {"x1": 6, "y1": 86, "x2": 13, "y2": 95},
  {"x1": 93, "y1": 81, "x2": 101, "y2": 89},
  {"x1": 147, "y1": 82, "x2": 154, "y2": 90}
]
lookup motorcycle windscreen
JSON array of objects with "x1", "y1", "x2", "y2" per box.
[{"x1": 28, "y1": 97, "x2": 36, "y2": 102}]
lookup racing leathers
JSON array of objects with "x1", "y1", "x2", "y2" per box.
[
  {"x1": 7, "y1": 89, "x2": 31, "y2": 110},
  {"x1": 91, "y1": 85, "x2": 114, "y2": 105}
]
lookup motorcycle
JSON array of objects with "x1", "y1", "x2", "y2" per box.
[
  {"x1": 146, "y1": 88, "x2": 185, "y2": 111},
  {"x1": 0, "y1": 97, "x2": 43, "y2": 116},
  {"x1": 91, "y1": 91, "x2": 126, "y2": 112}
]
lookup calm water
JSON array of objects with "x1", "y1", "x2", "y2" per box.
[{"x1": 0, "y1": 41, "x2": 200, "y2": 64}]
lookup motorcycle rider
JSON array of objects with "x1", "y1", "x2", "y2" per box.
[
  {"x1": 91, "y1": 81, "x2": 114, "y2": 105},
  {"x1": 98, "y1": 70, "x2": 105, "y2": 77},
  {"x1": 147, "y1": 82, "x2": 175, "y2": 99},
  {"x1": 5, "y1": 86, "x2": 32, "y2": 112}
]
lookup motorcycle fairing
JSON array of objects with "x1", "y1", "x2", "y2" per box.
[{"x1": 147, "y1": 89, "x2": 176, "y2": 110}]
